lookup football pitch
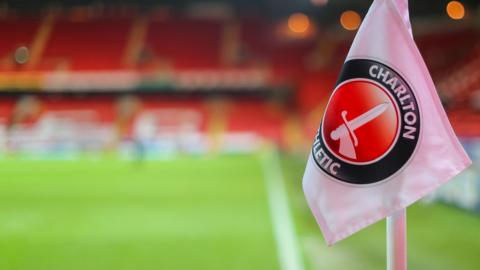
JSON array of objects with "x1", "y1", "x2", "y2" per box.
[{"x1": 0, "y1": 153, "x2": 478, "y2": 270}]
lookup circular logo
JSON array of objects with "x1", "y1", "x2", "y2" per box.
[
  {"x1": 322, "y1": 79, "x2": 400, "y2": 164},
  {"x1": 311, "y1": 59, "x2": 421, "y2": 185}
]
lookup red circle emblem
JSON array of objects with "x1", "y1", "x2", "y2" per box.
[{"x1": 322, "y1": 79, "x2": 399, "y2": 164}]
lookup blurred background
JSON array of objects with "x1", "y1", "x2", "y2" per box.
[{"x1": 0, "y1": 0, "x2": 478, "y2": 269}]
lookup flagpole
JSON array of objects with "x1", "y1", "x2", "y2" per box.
[
  {"x1": 388, "y1": 1, "x2": 409, "y2": 268},
  {"x1": 387, "y1": 208, "x2": 407, "y2": 270}
]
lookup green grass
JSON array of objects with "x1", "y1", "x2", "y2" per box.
[
  {"x1": 0, "y1": 153, "x2": 479, "y2": 270},
  {"x1": 0, "y1": 156, "x2": 278, "y2": 270},
  {"x1": 281, "y1": 154, "x2": 480, "y2": 270}
]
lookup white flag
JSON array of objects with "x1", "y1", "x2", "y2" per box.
[{"x1": 302, "y1": 0, "x2": 472, "y2": 245}]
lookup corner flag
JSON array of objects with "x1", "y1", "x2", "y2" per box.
[{"x1": 302, "y1": 0, "x2": 472, "y2": 245}]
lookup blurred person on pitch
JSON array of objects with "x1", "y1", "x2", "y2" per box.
[{"x1": 114, "y1": 95, "x2": 147, "y2": 163}]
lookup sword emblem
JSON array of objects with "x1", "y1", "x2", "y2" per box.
[{"x1": 330, "y1": 103, "x2": 388, "y2": 159}]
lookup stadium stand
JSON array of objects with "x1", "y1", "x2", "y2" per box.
[
  {"x1": 146, "y1": 19, "x2": 223, "y2": 69},
  {"x1": 0, "y1": 17, "x2": 39, "y2": 71},
  {"x1": 40, "y1": 17, "x2": 131, "y2": 70},
  {"x1": 0, "y1": 9, "x2": 478, "y2": 155}
]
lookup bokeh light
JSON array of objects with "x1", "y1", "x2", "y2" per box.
[
  {"x1": 446, "y1": 1, "x2": 465, "y2": 20},
  {"x1": 14, "y1": 46, "x2": 30, "y2": 64},
  {"x1": 340, "y1": 10, "x2": 361, "y2": 31},
  {"x1": 288, "y1": 12, "x2": 310, "y2": 34}
]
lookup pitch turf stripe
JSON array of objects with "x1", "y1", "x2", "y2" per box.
[{"x1": 261, "y1": 149, "x2": 305, "y2": 270}]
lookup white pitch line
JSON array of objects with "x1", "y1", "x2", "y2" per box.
[{"x1": 261, "y1": 149, "x2": 305, "y2": 270}]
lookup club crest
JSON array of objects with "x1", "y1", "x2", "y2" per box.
[{"x1": 312, "y1": 59, "x2": 421, "y2": 185}]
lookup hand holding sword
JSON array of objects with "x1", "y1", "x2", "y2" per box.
[{"x1": 330, "y1": 103, "x2": 389, "y2": 160}]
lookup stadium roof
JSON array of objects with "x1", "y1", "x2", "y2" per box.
[{"x1": 2, "y1": 0, "x2": 480, "y2": 24}]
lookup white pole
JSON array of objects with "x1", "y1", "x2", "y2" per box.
[{"x1": 387, "y1": 208, "x2": 407, "y2": 270}]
